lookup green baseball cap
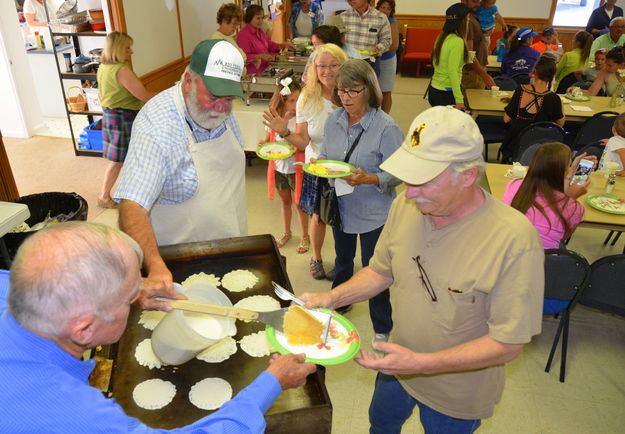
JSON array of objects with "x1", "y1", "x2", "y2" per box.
[{"x1": 189, "y1": 39, "x2": 244, "y2": 98}]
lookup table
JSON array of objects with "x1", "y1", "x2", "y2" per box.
[
  {"x1": 0, "y1": 201, "x2": 30, "y2": 267},
  {"x1": 232, "y1": 99, "x2": 269, "y2": 152},
  {"x1": 486, "y1": 55, "x2": 500, "y2": 73},
  {"x1": 467, "y1": 89, "x2": 625, "y2": 122},
  {"x1": 485, "y1": 163, "x2": 625, "y2": 231}
]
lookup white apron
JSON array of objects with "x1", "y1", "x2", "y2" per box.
[{"x1": 150, "y1": 90, "x2": 247, "y2": 246}]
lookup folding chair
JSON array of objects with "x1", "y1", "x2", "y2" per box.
[
  {"x1": 543, "y1": 249, "x2": 591, "y2": 383},
  {"x1": 494, "y1": 75, "x2": 518, "y2": 91},
  {"x1": 510, "y1": 121, "x2": 565, "y2": 163},
  {"x1": 574, "y1": 142, "x2": 604, "y2": 160},
  {"x1": 511, "y1": 73, "x2": 531, "y2": 86},
  {"x1": 571, "y1": 111, "x2": 618, "y2": 151},
  {"x1": 555, "y1": 72, "x2": 579, "y2": 95},
  {"x1": 579, "y1": 254, "x2": 625, "y2": 318}
]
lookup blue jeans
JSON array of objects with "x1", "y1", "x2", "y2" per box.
[
  {"x1": 332, "y1": 225, "x2": 392, "y2": 334},
  {"x1": 369, "y1": 373, "x2": 481, "y2": 434}
]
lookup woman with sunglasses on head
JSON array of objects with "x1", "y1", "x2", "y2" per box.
[
  {"x1": 263, "y1": 44, "x2": 348, "y2": 279},
  {"x1": 317, "y1": 59, "x2": 403, "y2": 341},
  {"x1": 429, "y1": 3, "x2": 470, "y2": 110}
]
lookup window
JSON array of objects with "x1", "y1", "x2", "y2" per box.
[{"x1": 552, "y1": 0, "x2": 602, "y2": 28}]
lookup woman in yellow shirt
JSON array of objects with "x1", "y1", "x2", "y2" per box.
[
  {"x1": 555, "y1": 31, "x2": 593, "y2": 92},
  {"x1": 96, "y1": 32, "x2": 155, "y2": 208}
]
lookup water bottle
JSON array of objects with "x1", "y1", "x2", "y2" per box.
[
  {"x1": 497, "y1": 44, "x2": 505, "y2": 62},
  {"x1": 63, "y1": 53, "x2": 72, "y2": 73}
]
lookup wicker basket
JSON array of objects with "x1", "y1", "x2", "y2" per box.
[{"x1": 66, "y1": 86, "x2": 87, "y2": 111}]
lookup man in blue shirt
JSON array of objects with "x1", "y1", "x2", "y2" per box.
[{"x1": 0, "y1": 222, "x2": 316, "y2": 433}]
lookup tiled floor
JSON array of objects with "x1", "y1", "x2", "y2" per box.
[{"x1": 4, "y1": 74, "x2": 625, "y2": 433}]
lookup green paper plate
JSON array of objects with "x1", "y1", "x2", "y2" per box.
[
  {"x1": 586, "y1": 194, "x2": 625, "y2": 215},
  {"x1": 256, "y1": 142, "x2": 295, "y2": 161},
  {"x1": 565, "y1": 94, "x2": 592, "y2": 102},
  {"x1": 303, "y1": 160, "x2": 355, "y2": 178},
  {"x1": 266, "y1": 308, "x2": 361, "y2": 366}
]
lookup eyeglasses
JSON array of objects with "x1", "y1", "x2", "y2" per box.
[
  {"x1": 413, "y1": 256, "x2": 437, "y2": 302},
  {"x1": 315, "y1": 63, "x2": 340, "y2": 70},
  {"x1": 336, "y1": 87, "x2": 365, "y2": 98}
]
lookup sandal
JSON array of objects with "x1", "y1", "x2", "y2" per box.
[
  {"x1": 310, "y1": 259, "x2": 326, "y2": 280},
  {"x1": 276, "y1": 233, "x2": 292, "y2": 248},
  {"x1": 296, "y1": 235, "x2": 310, "y2": 254},
  {"x1": 97, "y1": 198, "x2": 118, "y2": 209}
]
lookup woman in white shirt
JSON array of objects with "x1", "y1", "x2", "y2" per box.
[
  {"x1": 263, "y1": 43, "x2": 348, "y2": 279},
  {"x1": 23, "y1": 0, "x2": 61, "y2": 27}
]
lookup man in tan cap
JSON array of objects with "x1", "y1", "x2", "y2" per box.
[{"x1": 301, "y1": 106, "x2": 544, "y2": 433}]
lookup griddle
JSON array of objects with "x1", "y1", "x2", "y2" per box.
[{"x1": 104, "y1": 235, "x2": 332, "y2": 433}]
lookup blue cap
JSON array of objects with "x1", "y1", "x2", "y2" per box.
[{"x1": 517, "y1": 27, "x2": 538, "y2": 41}]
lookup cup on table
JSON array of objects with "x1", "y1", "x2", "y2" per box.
[
  {"x1": 490, "y1": 86, "x2": 500, "y2": 97},
  {"x1": 468, "y1": 50, "x2": 476, "y2": 63},
  {"x1": 605, "y1": 161, "x2": 619, "y2": 177},
  {"x1": 511, "y1": 165, "x2": 527, "y2": 178}
]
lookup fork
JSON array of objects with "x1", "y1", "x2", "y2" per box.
[{"x1": 272, "y1": 281, "x2": 305, "y2": 306}]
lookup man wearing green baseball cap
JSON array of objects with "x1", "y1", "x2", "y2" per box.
[
  {"x1": 113, "y1": 39, "x2": 248, "y2": 308},
  {"x1": 300, "y1": 107, "x2": 544, "y2": 433}
]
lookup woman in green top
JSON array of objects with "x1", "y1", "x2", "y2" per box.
[
  {"x1": 96, "y1": 32, "x2": 155, "y2": 209},
  {"x1": 554, "y1": 31, "x2": 592, "y2": 92},
  {"x1": 211, "y1": 3, "x2": 247, "y2": 68},
  {"x1": 428, "y1": 3, "x2": 469, "y2": 110}
]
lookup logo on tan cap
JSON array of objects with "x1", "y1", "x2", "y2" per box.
[{"x1": 410, "y1": 124, "x2": 426, "y2": 148}]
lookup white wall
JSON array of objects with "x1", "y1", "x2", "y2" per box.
[
  {"x1": 178, "y1": 0, "x2": 222, "y2": 58},
  {"x1": 0, "y1": 1, "x2": 43, "y2": 138},
  {"x1": 123, "y1": 0, "x2": 181, "y2": 76}
]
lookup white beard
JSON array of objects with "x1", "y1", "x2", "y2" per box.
[{"x1": 186, "y1": 81, "x2": 231, "y2": 130}]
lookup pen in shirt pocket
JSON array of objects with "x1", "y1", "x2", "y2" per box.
[{"x1": 448, "y1": 288, "x2": 476, "y2": 303}]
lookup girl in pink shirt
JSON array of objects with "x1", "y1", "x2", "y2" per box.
[{"x1": 502, "y1": 143, "x2": 589, "y2": 249}]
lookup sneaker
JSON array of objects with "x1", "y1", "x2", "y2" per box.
[
  {"x1": 335, "y1": 304, "x2": 352, "y2": 314},
  {"x1": 325, "y1": 267, "x2": 335, "y2": 281},
  {"x1": 372, "y1": 333, "x2": 390, "y2": 344},
  {"x1": 310, "y1": 259, "x2": 326, "y2": 280}
]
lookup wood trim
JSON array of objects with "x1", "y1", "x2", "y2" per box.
[
  {"x1": 0, "y1": 133, "x2": 19, "y2": 201},
  {"x1": 174, "y1": 0, "x2": 185, "y2": 58},
  {"x1": 139, "y1": 58, "x2": 189, "y2": 92},
  {"x1": 395, "y1": 14, "x2": 551, "y2": 32},
  {"x1": 548, "y1": 0, "x2": 558, "y2": 27},
  {"x1": 106, "y1": 0, "x2": 126, "y2": 33}
]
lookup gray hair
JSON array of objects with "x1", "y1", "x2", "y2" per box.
[
  {"x1": 8, "y1": 222, "x2": 143, "y2": 337},
  {"x1": 450, "y1": 158, "x2": 486, "y2": 181},
  {"x1": 610, "y1": 16, "x2": 625, "y2": 26},
  {"x1": 332, "y1": 59, "x2": 383, "y2": 109}
]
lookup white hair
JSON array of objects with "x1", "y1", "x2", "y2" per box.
[
  {"x1": 610, "y1": 16, "x2": 625, "y2": 26},
  {"x1": 450, "y1": 158, "x2": 486, "y2": 181},
  {"x1": 8, "y1": 222, "x2": 143, "y2": 336}
]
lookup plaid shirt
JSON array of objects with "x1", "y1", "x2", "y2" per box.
[
  {"x1": 113, "y1": 84, "x2": 242, "y2": 209},
  {"x1": 341, "y1": 6, "x2": 391, "y2": 59}
]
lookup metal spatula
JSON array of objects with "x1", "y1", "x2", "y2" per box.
[{"x1": 156, "y1": 298, "x2": 288, "y2": 332}]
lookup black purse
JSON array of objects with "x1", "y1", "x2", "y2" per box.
[{"x1": 318, "y1": 130, "x2": 364, "y2": 228}]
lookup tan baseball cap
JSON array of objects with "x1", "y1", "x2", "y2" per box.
[{"x1": 380, "y1": 106, "x2": 484, "y2": 185}]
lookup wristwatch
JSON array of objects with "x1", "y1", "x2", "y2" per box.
[{"x1": 281, "y1": 129, "x2": 291, "y2": 138}]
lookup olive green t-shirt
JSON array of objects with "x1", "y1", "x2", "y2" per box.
[
  {"x1": 369, "y1": 191, "x2": 544, "y2": 419},
  {"x1": 96, "y1": 63, "x2": 143, "y2": 111}
]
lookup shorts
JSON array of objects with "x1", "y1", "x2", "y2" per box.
[
  {"x1": 275, "y1": 171, "x2": 296, "y2": 191},
  {"x1": 299, "y1": 173, "x2": 321, "y2": 216},
  {"x1": 102, "y1": 107, "x2": 138, "y2": 162}
]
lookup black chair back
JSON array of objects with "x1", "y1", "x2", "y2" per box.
[
  {"x1": 571, "y1": 111, "x2": 618, "y2": 151},
  {"x1": 580, "y1": 255, "x2": 625, "y2": 317},
  {"x1": 543, "y1": 249, "x2": 591, "y2": 383},
  {"x1": 556, "y1": 72, "x2": 578, "y2": 94},
  {"x1": 575, "y1": 142, "x2": 604, "y2": 160},
  {"x1": 494, "y1": 75, "x2": 518, "y2": 91},
  {"x1": 513, "y1": 122, "x2": 565, "y2": 163},
  {"x1": 511, "y1": 73, "x2": 531, "y2": 85},
  {"x1": 544, "y1": 249, "x2": 591, "y2": 302}
]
